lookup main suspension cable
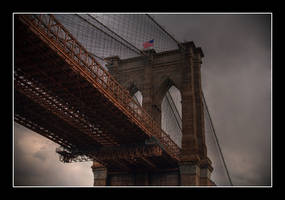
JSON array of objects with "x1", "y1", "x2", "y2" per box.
[{"x1": 202, "y1": 91, "x2": 233, "y2": 186}]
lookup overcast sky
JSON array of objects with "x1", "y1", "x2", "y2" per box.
[{"x1": 14, "y1": 13, "x2": 271, "y2": 186}]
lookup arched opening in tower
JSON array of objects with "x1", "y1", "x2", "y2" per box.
[{"x1": 161, "y1": 85, "x2": 182, "y2": 148}]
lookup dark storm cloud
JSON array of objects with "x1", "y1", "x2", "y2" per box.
[{"x1": 151, "y1": 14, "x2": 271, "y2": 186}]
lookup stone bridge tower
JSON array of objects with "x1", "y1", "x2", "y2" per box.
[{"x1": 91, "y1": 41, "x2": 215, "y2": 186}]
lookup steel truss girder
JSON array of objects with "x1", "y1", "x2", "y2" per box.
[
  {"x1": 14, "y1": 70, "x2": 117, "y2": 147},
  {"x1": 15, "y1": 14, "x2": 181, "y2": 164},
  {"x1": 56, "y1": 143, "x2": 165, "y2": 170}
]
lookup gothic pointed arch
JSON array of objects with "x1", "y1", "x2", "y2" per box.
[
  {"x1": 161, "y1": 83, "x2": 182, "y2": 147},
  {"x1": 153, "y1": 76, "x2": 180, "y2": 107}
]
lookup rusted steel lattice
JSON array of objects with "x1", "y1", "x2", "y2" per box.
[{"x1": 14, "y1": 14, "x2": 181, "y2": 170}]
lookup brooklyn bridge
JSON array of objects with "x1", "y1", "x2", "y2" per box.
[{"x1": 13, "y1": 13, "x2": 271, "y2": 186}]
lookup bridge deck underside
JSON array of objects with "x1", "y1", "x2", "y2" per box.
[{"x1": 14, "y1": 16, "x2": 178, "y2": 171}]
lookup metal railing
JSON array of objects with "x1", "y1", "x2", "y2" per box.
[{"x1": 18, "y1": 14, "x2": 181, "y2": 161}]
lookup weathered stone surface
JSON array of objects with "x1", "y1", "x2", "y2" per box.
[
  {"x1": 92, "y1": 165, "x2": 108, "y2": 186},
  {"x1": 150, "y1": 171, "x2": 179, "y2": 186},
  {"x1": 108, "y1": 173, "x2": 135, "y2": 186},
  {"x1": 92, "y1": 41, "x2": 214, "y2": 186},
  {"x1": 178, "y1": 161, "x2": 199, "y2": 185}
]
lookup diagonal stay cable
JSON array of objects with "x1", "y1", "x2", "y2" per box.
[
  {"x1": 132, "y1": 94, "x2": 141, "y2": 105},
  {"x1": 79, "y1": 13, "x2": 184, "y2": 139},
  {"x1": 165, "y1": 91, "x2": 182, "y2": 131},
  {"x1": 75, "y1": 14, "x2": 143, "y2": 59},
  {"x1": 143, "y1": 14, "x2": 184, "y2": 134},
  {"x1": 54, "y1": 15, "x2": 106, "y2": 62},
  {"x1": 145, "y1": 14, "x2": 182, "y2": 49},
  {"x1": 202, "y1": 91, "x2": 233, "y2": 186},
  {"x1": 167, "y1": 91, "x2": 182, "y2": 120},
  {"x1": 82, "y1": 14, "x2": 184, "y2": 130},
  {"x1": 86, "y1": 14, "x2": 146, "y2": 57}
]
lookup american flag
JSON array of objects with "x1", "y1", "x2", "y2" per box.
[{"x1": 143, "y1": 39, "x2": 154, "y2": 49}]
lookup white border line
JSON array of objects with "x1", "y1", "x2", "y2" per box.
[
  {"x1": 13, "y1": 12, "x2": 273, "y2": 14},
  {"x1": 12, "y1": 13, "x2": 15, "y2": 188},
  {"x1": 12, "y1": 12, "x2": 273, "y2": 188},
  {"x1": 270, "y1": 13, "x2": 273, "y2": 187}
]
